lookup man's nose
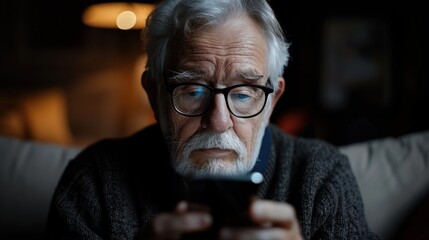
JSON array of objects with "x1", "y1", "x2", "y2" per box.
[{"x1": 201, "y1": 94, "x2": 233, "y2": 132}]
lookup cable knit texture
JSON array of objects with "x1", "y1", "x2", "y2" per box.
[{"x1": 45, "y1": 124, "x2": 380, "y2": 239}]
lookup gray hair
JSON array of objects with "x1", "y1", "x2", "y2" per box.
[{"x1": 142, "y1": 0, "x2": 290, "y2": 91}]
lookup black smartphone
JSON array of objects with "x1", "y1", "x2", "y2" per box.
[{"x1": 186, "y1": 172, "x2": 263, "y2": 231}]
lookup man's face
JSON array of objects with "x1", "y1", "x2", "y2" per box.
[{"x1": 160, "y1": 15, "x2": 274, "y2": 177}]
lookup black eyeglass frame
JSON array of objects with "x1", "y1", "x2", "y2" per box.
[{"x1": 165, "y1": 80, "x2": 274, "y2": 118}]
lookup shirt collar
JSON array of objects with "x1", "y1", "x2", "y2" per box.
[{"x1": 250, "y1": 126, "x2": 271, "y2": 175}]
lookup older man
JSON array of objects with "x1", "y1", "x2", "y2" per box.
[{"x1": 46, "y1": 0, "x2": 380, "y2": 239}]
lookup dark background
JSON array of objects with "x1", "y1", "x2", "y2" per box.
[
  {"x1": 270, "y1": 1, "x2": 429, "y2": 145},
  {"x1": 1, "y1": 0, "x2": 428, "y2": 146}
]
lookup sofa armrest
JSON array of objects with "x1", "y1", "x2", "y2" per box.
[
  {"x1": 340, "y1": 131, "x2": 429, "y2": 240},
  {"x1": 0, "y1": 136, "x2": 81, "y2": 238}
]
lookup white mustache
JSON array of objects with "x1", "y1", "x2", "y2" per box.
[
  {"x1": 183, "y1": 131, "x2": 246, "y2": 153},
  {"x1": 173, "y1": 131, "x2": 251, "y2": 177}
]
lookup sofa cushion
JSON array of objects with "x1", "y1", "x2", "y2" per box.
[
  {"x1": 0, "y1": 136, "x2": 81, "y2": 238},
  {"x1": 1, "y1": 130, "x2": 428, "y2": 239},
  {"x1": 340, "y1": 130, "x2": 429, "y2": 240}
]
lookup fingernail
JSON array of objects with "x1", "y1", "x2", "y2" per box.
[{"x1": 252, "y1": 201, "x2": 263, "y2": 216}]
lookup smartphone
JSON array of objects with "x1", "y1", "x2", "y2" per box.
[{"x1": 186, "y1": 172, "x2": 263, "y2": 230}]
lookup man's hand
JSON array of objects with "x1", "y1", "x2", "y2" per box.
[
  {"x1": 218, "y1": 199, "x2": 303, "y2": 240},
  {"x1": 148, "y1": 201, "x2": 212, "y2": 239},
  {"x1": 145, "y1": 199, "x2": 302, "y2": 240}
]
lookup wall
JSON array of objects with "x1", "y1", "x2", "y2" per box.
[{"x1": 1, "y1": 0, "x2": 428, "y2": 147}]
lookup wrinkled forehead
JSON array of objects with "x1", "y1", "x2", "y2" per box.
[{"x1": 165, "y1": 14, "x2": 268, "y2": 74}]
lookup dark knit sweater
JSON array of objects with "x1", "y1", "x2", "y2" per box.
[{"x1": 45, "y1": 124, "x2": 380, "y2": 239}]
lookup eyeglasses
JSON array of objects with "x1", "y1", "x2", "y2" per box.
[{"x1": 166, "y1": 81, "x2": 274, "y2": 118}]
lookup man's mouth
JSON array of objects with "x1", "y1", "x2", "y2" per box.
[{"x1": 190, "y1": 148, "x2": 237, "y2": 163}]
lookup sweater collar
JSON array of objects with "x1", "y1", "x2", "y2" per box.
[{"x1": 250, "y1": 126, "x2": 271, "y2": 175}]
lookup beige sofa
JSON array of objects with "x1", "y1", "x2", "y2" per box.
[{"x1": 1, "y1": 131, "x2": 428, "y2": 239}]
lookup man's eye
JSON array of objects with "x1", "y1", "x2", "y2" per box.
[
  {"x1": 179, "y1": 85, "x2": 208, "y2": 98},
  {"x1": 231, "y1": 93, "x2": 251, "y2": 100},
  {"x1": 188, "y1": 88, "x2": 205, "y2": 97},
  {"x1": 230, "y1": 87, "x2": 257, "y2": 101}
]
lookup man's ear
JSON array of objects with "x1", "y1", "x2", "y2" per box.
[
  {"x1": 273, "y1": 77, "x2": 285, "y2": 105},
  {"x1": 267, "y1": 76, "x2": 285, "y2": 117},
  {"x1": 141, "y1": 70, "x2": 159, "y2": 121}
]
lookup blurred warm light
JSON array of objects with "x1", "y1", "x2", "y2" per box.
[
  {"x1": 116, "y1": 10, "x2": 136, "y2": 30},
  {"x1": 82, "y1": 2, "x2": 155, "y2": 30}
]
